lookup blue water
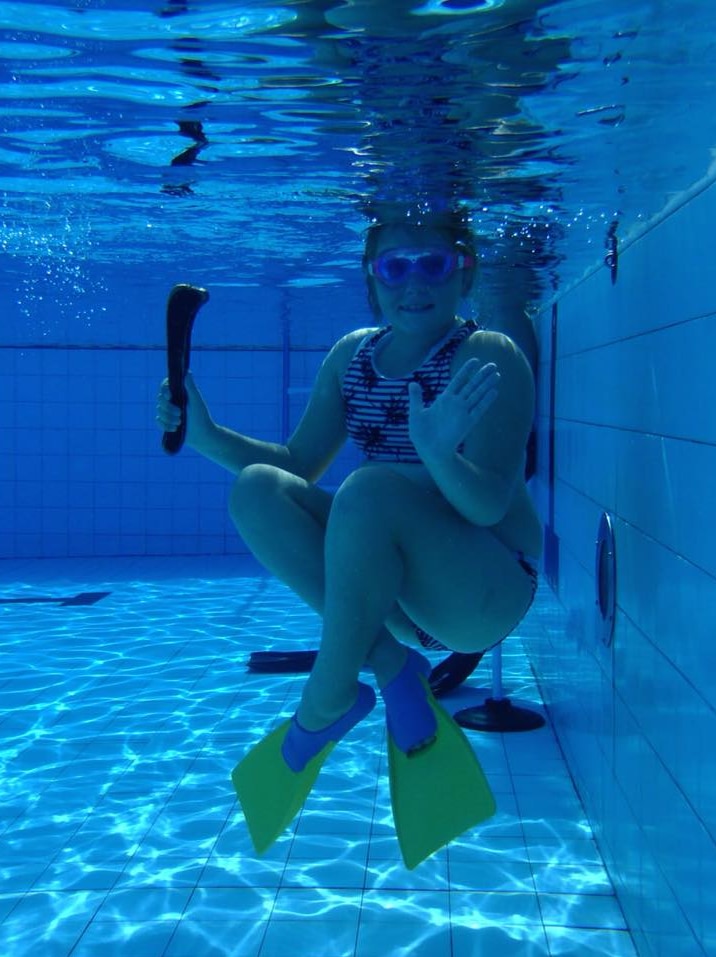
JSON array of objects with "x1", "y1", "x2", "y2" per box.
[
  {"x1": 1, "y1": 556, "x2": 635, "y2": 957},
  {"x1": 2, "y1": 1, "x2": 714, "y2": 954}
]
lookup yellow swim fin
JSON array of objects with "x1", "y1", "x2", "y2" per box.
[
  {"x1": 388, "y1": 682, "x2": 496, "y2": 870},
  {"x1": 232, "y1": 682, "x2": 376, "y2": 855},
  {"x1": 231, "y1": 719, "x2": 336, "y2": 854}
]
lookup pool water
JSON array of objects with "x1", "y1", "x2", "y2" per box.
[
  {"x1": 1, "y1": 556, "x2": 636, "y2": 957},
  {"x1": 2, "y1": 0, "x2": 716, "y2": 312},
  {"x1": 2, "y1": 2, "x2": 714, "y2": 955}
]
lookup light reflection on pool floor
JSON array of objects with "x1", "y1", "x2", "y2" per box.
[{"x1": 0, "y1": 556, "x2": 637, "y2": 957}]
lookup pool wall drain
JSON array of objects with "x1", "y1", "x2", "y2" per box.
[{"x1": 596, "y1": 511, "x2": 617, "y2": 647}]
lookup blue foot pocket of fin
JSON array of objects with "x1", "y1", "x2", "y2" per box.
[{"x1": 381, "y1": 648, "x2": 437, "y2": 754}]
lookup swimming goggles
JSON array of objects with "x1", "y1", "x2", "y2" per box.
[{"x1": 367, "y1": 246, "x2": 474, "y2": 288}]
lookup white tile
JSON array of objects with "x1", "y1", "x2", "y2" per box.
[
  {"x1": 360, "y1": 888, "x2": 451, "y2": 922},
  {"x1": 272, "y1": 887, "x2": 362, "y2": 921},
  {"x1": 449, "y1": 859, "x2": 534, "y2": 894},
  {"x1": 6, "y1": 889, "x2": 105, "y2": 927},
  {"x1": 288, "y1": 834, "x2": 369, "y2": 864},
  {"x1": 94, "y1": 886, "x2": 192, "y2": 922},
  {"x1": 182, "y1": 886, "x2": 275, "y2": 923},
  {"x1": 615, "y1": 616, "x2": 716, "y2": 835},
  {"x1": 555, "y1": 178, "x2": 716, "y2": 356},
  {"x1": 616, "y1": 522, "x2": 716, "y2": 709},
  {"x1": 262, "y1": 919, "x2": 358, "y2": 957},
  {"x1": 516, "y1": 792, "x2": 586, "y2": 822},
  {"x1": 448, "y1": 835, "x2": 531, "y2": 865},
  {"x1": 72, "y1": 921, "x2": 179, "y2": 957},
  {"x1": 357, "y1": 919, "x2": 451, "y2": 957},
  {"x1": 531, "y1": 862, "x2": 612, "y2": 896},
  {"x1": 165, "y1": 920, "x2": 264, "y2": 957},
  {"x1": 365, "y1": 855, "x2": 450, "y2": 891},
  {"x1": 450, "y1": 890, "x2": 542, "y2": 926},
  {"x1": 522, "y1": 818, "x2": 594, "y2": 844},
  {"x1": 199, "y1": 855, "x2": 285, "y2": 890},
  {"x1": 545, "y1": 927, "x2": 638, "y2": 956},
  {"x1": 453, "y1": 924, "x2": 550, "y2": 956},
  {"x1": 538, "y1": 892, "x2": 627, "y2": 930},
  {"x1": 615, "y1": 433, "x2": 716, "y2": 578},
  {"x1": 0, "y1": 912, "x2": 85, "y2": 957}
]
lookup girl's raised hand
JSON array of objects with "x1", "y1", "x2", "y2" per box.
[{"x1": 408, "y1": 359, "x2": 500, "y2": 461}]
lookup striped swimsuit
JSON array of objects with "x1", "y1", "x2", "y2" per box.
[{"x1": 342, "y1": 319, "x2": 478, "y2": 462}]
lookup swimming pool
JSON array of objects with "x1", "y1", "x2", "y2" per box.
[{"x1": 1, "y1": 2, "x2": 714, "y2": 955}]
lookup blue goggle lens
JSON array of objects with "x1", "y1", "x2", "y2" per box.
[{"x1": 369, "y1": 248, "x2": 471, "y2": 287}]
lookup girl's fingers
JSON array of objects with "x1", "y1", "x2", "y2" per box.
[
  {"x1": 472, "y1": 387, "x2": 499, "y2": 413},
  {"x1": 454, "y1": 360, "x2": 499, "y2": 396},
  {"x1": 452, "y1": 358, "x2": 484, "y2": 391},
  {"x1": 450, "y1": 357, "x2": 480, "y2": 392},
  {"x1": 157, "y1": 408, "x2": 179, "y2": 428},
  {"x1": 464, "y1": 369, "x2": 500, "y2": 406},
  {"x1": 156, "y1": 383, "x2": 181, "y2": 429},
  {"x1": 408, "y1": 380, "x2": 423, "y2": 410}
]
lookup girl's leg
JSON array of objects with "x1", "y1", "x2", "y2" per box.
[
  {"x1": 297, "y1": 473, "x2": 407, "y2": 728},
  {"x1": 228, "y1": 464, "x2": 410, "y2": 681},
  {"x1": 296, "y1": 466, "x2": 534, "y2": 730}
]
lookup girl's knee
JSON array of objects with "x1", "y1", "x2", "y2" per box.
[
  {"x1": 332, "y1": 466, "x2": 403, "y2": 517},
  {"x1": 229, "y1": 463, "x2": 284, "y2": 521}
]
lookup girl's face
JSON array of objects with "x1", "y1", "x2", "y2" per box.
[{"x1": 368, "y1": 224, "x2": 472, "y2": 336}]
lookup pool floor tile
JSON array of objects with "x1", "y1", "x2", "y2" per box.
[
  {"x1": 452, "y1": 924, "x2": 550, "y2": 957},
  {"x1": 0, "y1": 558, "x2": 635, "y2": 957}
]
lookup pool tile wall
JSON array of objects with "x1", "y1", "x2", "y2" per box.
[
  {"x1": 529, "y1": 178, "x2": 716, "y2": 957},
  {"x1": 0, "y1": 273, "x2": 364, "y2": 560}
]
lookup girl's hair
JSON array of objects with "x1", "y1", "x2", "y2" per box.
[{"x1": 361, "y1": 211, "x2": 478, "y2": 318}]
